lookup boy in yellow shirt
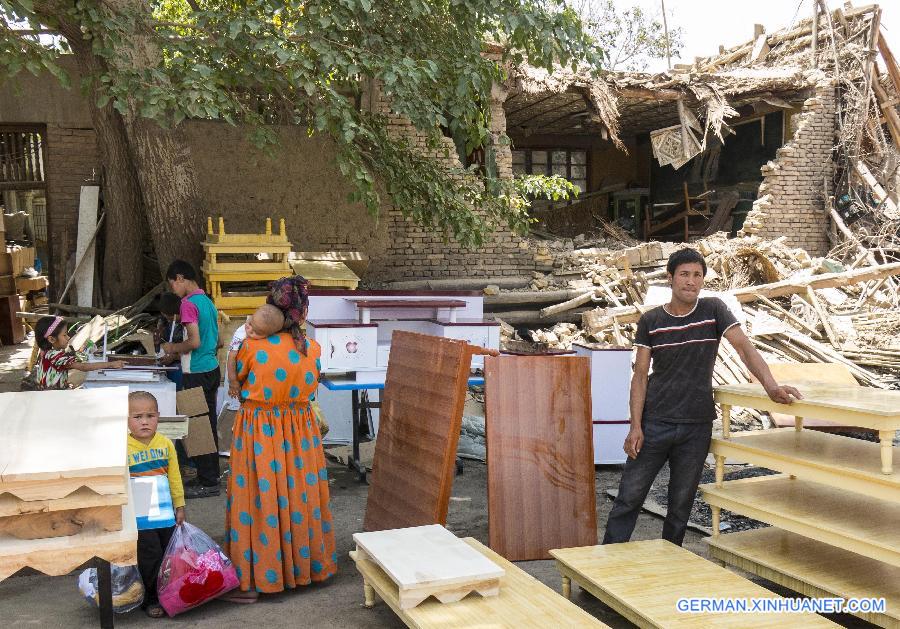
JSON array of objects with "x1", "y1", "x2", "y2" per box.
[{"x1": 127, "y1": 391, "x2": 185, "y2": 618}]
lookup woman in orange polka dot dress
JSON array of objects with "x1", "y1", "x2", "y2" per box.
[{"x1": 224, "y1": 277, "x2": 336, "y2": 598}]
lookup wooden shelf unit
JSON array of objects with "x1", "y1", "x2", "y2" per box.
[
  {"x1": 707, "y1": 528, "x2": 900, "y2": 629},
  {"x1": 707, "y1": 384, "x2": 900, "y2": 628},
  {"x1": 710, "y1": 428, "x2": 900, "y2": 502}
]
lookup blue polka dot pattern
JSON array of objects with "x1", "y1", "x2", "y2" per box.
[
  {"x1": 236, "y1": 360, "x2": 244, "y2": 374},
  {"x1": 308, "y1": 528, "x2": 315, "y2": 541},
  {"x1": 276, "y1": 550, "x2": 283, "y2": 562},
  {"x1": 301, "y1": 492, "x2": 308, "y2": 504},
  {"x1": 300, "y1": 546, "x2": 310, "y2": 559},
  {"x1": 281, "y1": 440, "x2": 291, "y2": 453},
  {"x1": 306, "y1": 472, "x2": 317, "y2": 485},
  {"x1": 318, "y1": 468, "x2": 328, "y2": 481},
  {"x1": 289, "y1": 385, "x2": 300, "y2": 398},
  {"x1": 230, "y1": 528, "x2": 239, "y2": 542},
  {"x1": 248, "y1": 371, "x2": 256, "y2": 385},
  {"x1": 312, "y1": 507, "x2": 321, "y2": 520},
  {"x1": 294, "y1": 456, "x2": 304, "y2": 470},
  {"x1": 263, "y1": 387, "x2": 273, "y2": 401},
  {"x1": 292, "y1": 565, "x2": 300, "y2": 577},
  {"x1": 291, "y1": 511, "x2": 303, "y2": 525},
  {"x1": 239, "y1": 512, "x2": 252, "y2": 526},
  {"x1": 236, "y1": 566, "x2": 242, "y2": 579},
  {"x1": 315, "y1": 358, "x2": 321, "y2": 371},
  {"x1": 286, "y1": 475, "x2": 295, "y2": 489},
  {"x1": 278, "y1": 495, "x2": 289, "y2": 509},
  {"x1": 266, "y1": 514, "x2": 278, "y2": 528},
  {"x1": 258, "y1": 478, "x2": 270, "y2": 493},
  {"x1": 241, "y1": 389, "x2": 249, "y2": 399},
  {"x1": 301, "y1": 438, "x2": 310, "y2": 451},
  {"x1": 267, "y1": 334, "x2": 281, "y2": 345},
  {"x1": 270, "y1": 459, "x2": 282, "y2": 473},
  {"x1": 322, "y1": 521, "x2": 332, "y2": 534},
  {"x1": 234, "y1": 437, "x2": 243, "y2": 452},
  {"x1": 259, "y1": 532, "x2": 269, "y2": 547},
  {"x1": 313, "y1": 436, "x2": 320, "y2": 448},
  {"x1": 275, "y1": 368, "x2": 287, "y2": 382},
  {"x1": 254, "y1": 442, "x2": 263, "y2": 456},
  {"x1": 305, "y1": 371, "x2": 315, "y2": 385},
  {"x1": 284, "y1": 530, "x2": 292, "y2": 542},
  {"x1": 254, "y1": 495, "x2": 262, "y2": 509},
  {"x1": 256, "y1": 349, "x2": 269, "y2": 364},
  {"x1": 265, "y1": 569, "x2": 278, "y2": 584},
  {"x1": 243, "y1": 549, "x2": 259, "y2": 563},
  {"x1": 262, "y1": 423, "x2": 275, "y2": 437},
  {"x1": 312, "y1": 560, "x2": 323, "y2": 574},
  {"x1": 288, "y1": 350, "x2": 300, "y2": 364},
  {"x1": 236, "y1": 474, "x2": 246, "y2": 488}
]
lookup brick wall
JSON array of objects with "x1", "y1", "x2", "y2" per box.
[
  {"x1": 738, "y1": 80, "x2": 834, "y2": 255},
  {"x1": 363, "y1": 76, "x2": 542, "y2": 282},
  {"x1": 44, "y1": 124, "x2": 100, "y2": 296}
]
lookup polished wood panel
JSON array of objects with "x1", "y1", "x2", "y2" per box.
[
  {"x1": 364, "y1": 331, "x2": 481, "y2": 532},
  {"x1": 351, "y1": 537, "x2": 609, "y2": 628},
  {"x1": 707, "y1": 528, "x2": 900, "y2": 629},
  {"x1": 715, "y1": 383, "x2": 900, "y2": 421},
  {"x1": 711, "y1": 429, "x2": 900, "y2": 502},
  {"x1": 552, "y1": 540, "x2": 838, "y2": 628},
  {"x1": 484, "y1": 355, "x2": 595, "y2": 560},
  {"x1": 701, "y1": 475, "x2": 900, "y2": 567}
]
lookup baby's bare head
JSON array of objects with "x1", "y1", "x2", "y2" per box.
[{"x1": 246, "y1": 304, "x2": 285, "y2": 339}]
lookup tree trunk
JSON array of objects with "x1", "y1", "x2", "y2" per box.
[
  {"x1": 64, "y1": 33, "x2": 146, "y2": 307},
  {"x1": 123, "y1": 118, "x2": 205, "y2": 274}
]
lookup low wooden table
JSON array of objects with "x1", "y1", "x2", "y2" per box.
[
  {"x1": 551, "y1": 539, "x2": 838, "y2": 628},
  {"x1": 714, "y1": 383, "x2": 900, "y2": 474},
  {"x1": 351, "y1": 537, "x2": 608, "y2": 628}
]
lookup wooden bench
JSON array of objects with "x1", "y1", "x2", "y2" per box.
[
  {"x1": 551, "y1": 539, "x2": 839, "y2": 628},
  {"x1": 351, "y1": 536, "x2": 609, "y2": 628}
]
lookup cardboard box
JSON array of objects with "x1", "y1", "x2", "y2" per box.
[
  {"x1": 183, "y1": 415, "x2": 217, "y2": 457},
  {"x1": 7, "y1": 246, "x2": 35, "y2": 276},
  {"x1": 217, "y1": 407, "x2": 236, "y2": 455},
  {"x1": 176, "y1": 387, "x2": 209, "y2": 418},
  {"x1": 0, "y1": 275, "x2": 15, "y2": 296},
  {"x1": 0, "y1": 253, "x2": 11, "y2": 276}
]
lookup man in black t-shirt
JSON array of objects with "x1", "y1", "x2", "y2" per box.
[{"x1": 603, "y1": 248, "x2": 802, "y2": 546}]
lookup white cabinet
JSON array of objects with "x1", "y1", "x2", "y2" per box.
[
  {"x1": 308, "y1": 321, "x2": 378, "y2": 372},
  {"x1": 432, "y1": 321, "x2": 500, "y2": 368},
  {"x1": 572, "y1": 343, "x2": 633, "y2": 465}
]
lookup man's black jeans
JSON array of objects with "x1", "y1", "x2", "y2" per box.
[{"x1": 603, "y1": 420, "x2": 712, "y2": 546}]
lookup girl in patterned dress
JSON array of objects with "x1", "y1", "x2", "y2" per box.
[
  {"x1": 33, "y1": 315, "x2": 125, "y2": 389},
  {"x1": 223, "y1": 278, "x2": 336, "y2": 600}
]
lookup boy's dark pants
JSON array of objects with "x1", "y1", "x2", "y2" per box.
[
  {"x1": 137, "y1": 525, "x2": 175, "y2": 607},
  {"x1": 603, "y1": 420, "x2": 712, "y2": 546},
  {"x1": 181, "y1": 367, "x2": 221, "y2": 487}
]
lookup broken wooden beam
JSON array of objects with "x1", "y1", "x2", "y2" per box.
[
  {"x1": 539, "y1": 290, "x2": 599, "y2": 318},
  {"x1": 851, "y1": 160, "x2": 899, "y2": 219},
  {"x1": 484, "y1": 290, "x2": 585, "y2": 308},
  {"x1": 582, "y1": 262, "x2": 900, "y2": 336}
]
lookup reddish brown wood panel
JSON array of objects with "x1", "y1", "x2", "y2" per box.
[
  {"x1": 485, "y1": 355, "x2": 596, "y2": 561},
  {"x1": 363, "y1": 331, "x2": 474, "y2": 532}
]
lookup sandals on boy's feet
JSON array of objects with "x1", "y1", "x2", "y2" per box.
[
  {"x1": 144, "y1": 604, "x2": 166, "y2": 618},
  {"x1": 221, "y1": 589, "x2": 259, "y2": 604}
]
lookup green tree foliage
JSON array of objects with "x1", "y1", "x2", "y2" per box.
[{"x1": 1, "y1": 0, "x2": 604, "y2": 245}]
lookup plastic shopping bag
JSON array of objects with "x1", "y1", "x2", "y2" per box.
[
  {"x1": 77, "y1": 564, "x2": 144, "y2": 613},
  {"x1": 157, "y1": 522, "x2": 239, "y2": 617}
]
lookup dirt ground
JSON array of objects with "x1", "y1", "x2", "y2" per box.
[{"x1": 0, "y1": 339, "x2": 872, "y2": 628}]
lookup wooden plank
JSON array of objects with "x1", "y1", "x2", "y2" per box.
[
  {"x1": 0, "y1": 486, "x2": 127, "y2": 518},
  {"x1": 74, "y1": 186, "x2": 99, "y2": 308},
  {"x1": 707, "y1": 528, "x2": 900, "y2": 629},
  {"x1": 484, "y1": 355, "x2": 596, "y2": 561},
  {"x1": 0, "y1": 472, "x2": 137, "y2": 582},
  {"x1": 852, "y1": 161, "x2": 899, "y2": 219},
  {"x1": 351, "y1": 537, "x2": 609, "y2": 628},
  {"x1": 0, "y1": 388, "x2": 129, "y2": 485},
  {"x1": 0, "y1": 504, "x2": 122, "y2": 539},
  {"x1": 551, "y1": 540, "x2": 838, "y2": 628},
  {"x1": 0, "y1": 475, "x2": 125, "y2": 502},
  {"x1": 701, "y1": 475, "x2": 900, "y2": 567},
  {"x1": 364, "y1": 332, "x2": 482, "y2": 532},
  {"x1": 711, "y1": 429, "x2": 900, "y2": 503},
  {"x1": 352, "y1": 525, "x2": 504, "y2": 609}
]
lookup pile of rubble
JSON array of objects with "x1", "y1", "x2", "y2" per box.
[{"x1": 496, "y1": 232, "x2": 900, "y2": 430}]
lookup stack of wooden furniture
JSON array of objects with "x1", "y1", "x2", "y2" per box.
[
  {"x1": 0, "y1": 387, "x2": 137, "y2": 625},
  {"x1": 202, "y1": 216, "x2": 293, "y2": 316},
  {"x1": 0, "y1": 212, "x2": 25, "y2": 345},
  {"x1": 702, "y1": 378, "x2": 900, "y2": 628}
]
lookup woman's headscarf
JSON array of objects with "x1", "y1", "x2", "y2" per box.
[{"x1": 267, "y1": 275, "x2": 310, "y2": 354}]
